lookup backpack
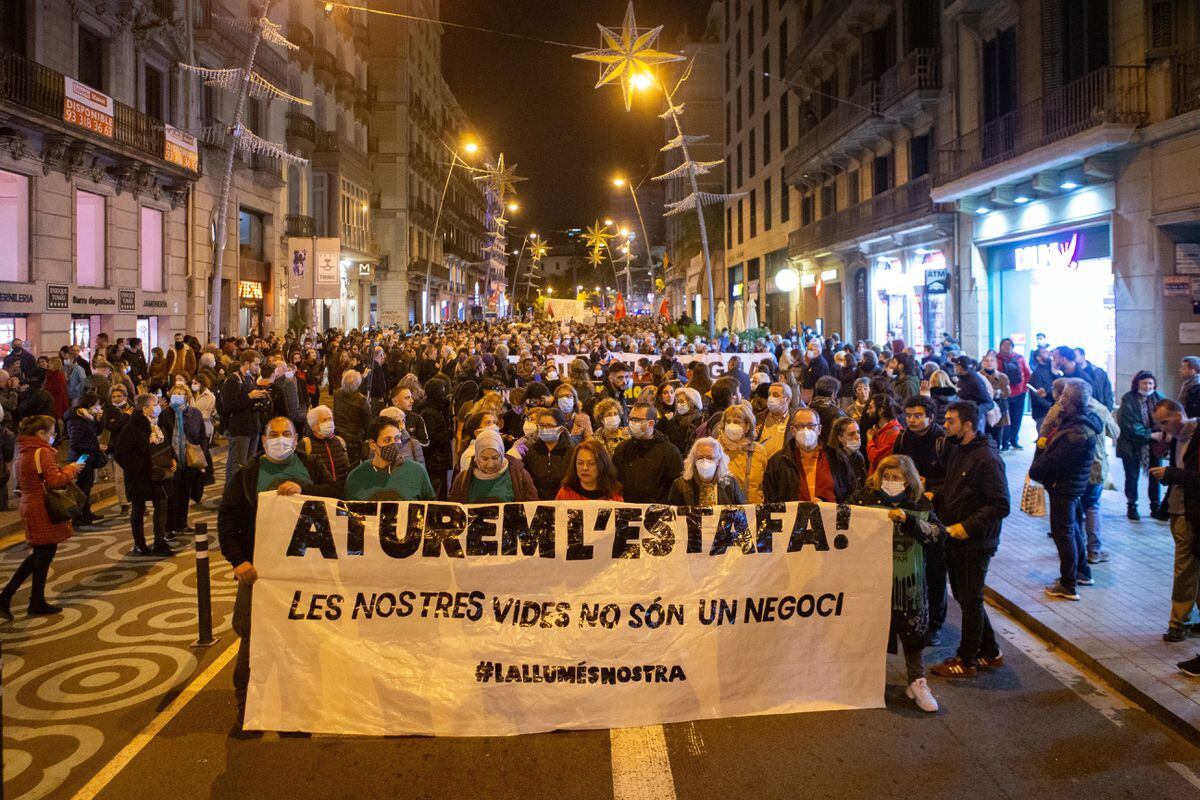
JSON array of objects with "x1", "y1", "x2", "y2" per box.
[{"x1": 1002, "y1": 356, "x2": 1022, "y2": 389}]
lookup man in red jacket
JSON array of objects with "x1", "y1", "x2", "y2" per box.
[{"x1": 997, "y1": 338, "x2": 1032, "y2": 451}]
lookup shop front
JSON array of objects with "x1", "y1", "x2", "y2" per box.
[
  {"x1": 238, "y1": 280, "x2": 265, "y2": 336},
  {"x1": 869, "y1": 247, "x2": 950, "y2": 348},
  {"x1": 984, "y1": 226, "x2": 1115, "y2": 376}
]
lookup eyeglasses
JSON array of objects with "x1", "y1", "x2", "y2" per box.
[{"x1": 792, "y1": 422, "x2": 819, "y2": 430}]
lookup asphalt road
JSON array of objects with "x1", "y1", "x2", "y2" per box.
[{"x1": 3, "y1": 462, "x2": 1200, "y2": 800}]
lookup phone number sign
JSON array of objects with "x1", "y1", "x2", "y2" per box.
[{"x1": 63, "y1": 77, "x2": 114, "y2": 138}]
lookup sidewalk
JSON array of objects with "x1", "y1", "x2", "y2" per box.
[{"x1": 987, "y1": 423, "x2": 1200, "y2": 744}]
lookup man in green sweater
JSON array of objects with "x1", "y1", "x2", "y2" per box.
[{"x1": 344, "y1": 418, "x2": 436, "y2": 501}]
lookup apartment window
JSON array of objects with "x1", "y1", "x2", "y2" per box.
[
  {"x1": 910, "y1": 133, "x2": 931, "y2": 180},
  {"x1": 764, "y1": 178, "x2": 773, "y2": 231},
  {"x1": 736, "y1": 142, "x2": 743, "y2": 187},
  {"x1": 982, "y1": 27, "x2": 1018, "y2": 125},
  {"x1": 749, "y1": 133, "x2": 757, "y2": 177},
  {"x1": 201, "y1": 81, "x2": 217, "y2": 127},
  {"x1": 847, "y1": 170, "x2": 860, "y2": 205},
  {"x1": 239, "y1": 209, "x2": 264, "y2": 260},
  {"x1": 820, "y1": 182, "x2": 836, "y2": 217},
  {"x1": 736, "y1": 87, "x2": 743, "y2": 131},
  {"x1": 725, "y1": 101, "x2": 731, "y2": 145},
  {"x1": 763, "y1": 112, "x2": 772, "y2": 161},
  {"x1": 727, "y1": 207, "x2": 734, "y2": 249},
  {"x1": 735, "y1": 29, "x2": 742, "y2": 73},
  {"x1": 778, "y1": 19, "x2": 787, "y2": 74},
  {"x1": 737, "y1": 198, "x2": 744, "y2": 245},
  {"x1": 749, "y1": 189, "x2": 757, "y2": 237},
  {"x1": 143, "y1": 63, "x2": 165, "y2": 122},
  {"x1": 762, "y1": 46, "x2": 770, "y2": 99},
  {"x1": 313, "y1": 174, "x2": 328, "y2": 235},
  {"x1": 800, "y1": 192, "x2": 814, "y2": 226},
  {"x1": 780, "y1": 172, "x2": 791, "y2": 223},
  {"x1": 140, "y1": 207, "x2": 163, "y2": 292},
  {"x1": 748, "y1": 10, "x2": 755, "y2": 49},
  {"x1": 779, "y1": 93, "x2": 789, "y2": 150},
  {"x1": 75, "y1": 190, "x2": 105, "y2": 287},
  {"x1": 0, "y1": 170, "x2": 29, "y2": 282},
  {"x1": 761, "y1": 0, "x2": 770, "y2": 34},
  {"x1": 0, "y1": 318, "x2": 27, "y2": 346},
  {"x1": 340, "y1": 179, "x2": 369, "y2": 252},
  {"x1": 726, "y1": 160, "x2": 732, "y2": 192},
  {"x1": 873, "y1": 152, "x2": 894, "y2": 194},
  {"x1": 748, "y1": 71, "x2": 756, "y2": 114},
  {"x1": 819, "y1": 72, "x2": 837, "y2": 117},
  {"x1": 78, "y1": 27, "x2": 105, "y2": 90},
  {"x1": 0, "y1": 0, "x2": 26, "y2": 55}
]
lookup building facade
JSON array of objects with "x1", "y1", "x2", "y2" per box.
[{"x1": 0, "y1": 0, "x2": 201, "y2": 354}]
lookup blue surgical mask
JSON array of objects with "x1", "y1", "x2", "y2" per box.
[{"x1": 169, "y1": 395, "x2": 187, "y2": 409}]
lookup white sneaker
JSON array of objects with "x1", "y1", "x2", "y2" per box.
[{"x1": 906, "y1": 677, "x2": 939, "y2": 713}]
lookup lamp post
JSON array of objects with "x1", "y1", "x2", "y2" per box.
[
  {"x1": 613, "y1": 175, "x2": 651, "y2": 301},
  {"x1": 424, "y1": 140, "x2": 478, "y2": 326}
]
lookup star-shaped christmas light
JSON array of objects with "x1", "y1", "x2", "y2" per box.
[
  {"x1": 573, "y1": 2, "x2": 685, "y2": 111},
  {"x1": 587, "y1": 248, "x2": 606, "y2": 267},
  {"x1": 474, "y1": 153, "x2": 525, "y2": 199},
  {"x1": 583, "y1": 221, "x2": 614, "y2": 251},
  {"x1": 531, "y1": 240, "x2": 550, "y2": 262}
]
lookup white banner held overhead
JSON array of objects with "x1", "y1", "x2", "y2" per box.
[
  {"x1": 508, "y1": 351, "x2": 776, "y2": 377},
  {"x1": 245, "y1": 496, "x2": 892, "y2": 737}
]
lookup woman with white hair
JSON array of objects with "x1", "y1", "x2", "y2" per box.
[
  {"x1": 667, "y1": 437, "x2": 747, "y2": 507},
  {"x1": 333, "y1": 369, "x2": 371, "y2": 467}
]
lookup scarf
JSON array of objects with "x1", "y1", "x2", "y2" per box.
[
  {"x1": 1139, "y1": 394, "x2": 1153, "y2": 471},
  {"x1": 172, "y1": 407, "x2": 187, "y2": 462}
]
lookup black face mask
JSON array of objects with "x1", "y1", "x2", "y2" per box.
[{"x1": 175, "y1": 342, "x2": 184, "y2": 350}]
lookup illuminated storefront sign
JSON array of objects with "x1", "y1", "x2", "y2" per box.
[
  {"x1": 239, "y1": 280, "x2": 263, "y2": 301},
  {"x1": 1015, "y1": 233, "x2": 1079, "y2": 272}
]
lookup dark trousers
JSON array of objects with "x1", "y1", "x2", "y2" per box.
[
  {"x1": 1005, "y1": 394, "x2": 1026, "y2": 447},
  {"x1": 69, "y1": 452, "x2": 96, "y2": 522},
  {"x1": 167, "y1": 470, "x2": 192, "y2": 532},
  {"x1": 233, "y1": 581, "x2": 252, "y2": 715},
  {"x1": 1121, "y1": 455, "x2": 1163, "y2": 510},
  {"x1": 1, "y1": 543, "x2": 58, "y2": 606},
  {"x1": 925, "y1": 538, "x2": 949, "y2": 635},
  {"x1": 1049, "y1": 492, "x2": 1091, "y2": 591},
  {"x1": 946, "y1": 545, "x2": 1000, "y2": 663},
  {"x1": 130, "y1": 484, "x2": 168, "y2": 549}
]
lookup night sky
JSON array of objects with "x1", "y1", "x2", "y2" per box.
[{"x1": 441, "y1": 0, "x2": 715, "y2": 241}]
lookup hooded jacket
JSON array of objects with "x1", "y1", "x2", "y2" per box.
[
  {"x1": 1029, "y1": 409, "x2": 1102, "y2": 497},
  {"x1": 934, "y1": 434, "x2": 1009, "y2": 551}
]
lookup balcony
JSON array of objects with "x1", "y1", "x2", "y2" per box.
[
  {"x1": 0, "y1": 47, "x2": 198, "y2": 177},
  {"x1": 193, "y1": 0, "x2": 287, "y2": 85},
  {"x1": 287, "y1": 22, "x2": 313, "y2": 69},
  {"x1": 335, "y1": 69, "x2": 356, "y2": 103},
  {"x1": 787, "y1": 175, "x2": 954, "y2": 257},
  {"x1": 785, "y1": 0, "x2": 887, "y2": 79},
  {"x1": 936, "y1": 65, "x2": 1147, "y2": 188},
  {"x1": 285, "y1": 214, "x2": 316, "y2": 238},
  {"x1": 877, "y1": 48, "x2": 941, "y2": 119},
  {"x1": 411, "y1": 259, "x2": 450, "y2": 283},
  {"x1": 785, "y1": 81, "x2": 885, "y2": 187},
  {"x1": 285, "y1": 111, "x2": 315, "y2": 144},
  {"x1": 354, "y1": 18, "x2": 369, "y2": 47},
  {"x1": 313, "y1": 48, "x2": 337, "y2": 89},
  {"x1": 1174, "y1": 46, "x2": 1200, "y2": 116}
]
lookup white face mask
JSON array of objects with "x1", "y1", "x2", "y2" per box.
[
  {"x1": 796, "y1": 429, "x2": 818, "y2": 449},
  {"x1": 264, "y1": 437, "x2": 296, "y2": 461},
  {"x1": 881, "y1": 479, "x2": 907, "y2": 498},
  {"x1": 629, "y1": 419, "x2": 652, "y2": 439},
  {"x1": 768, "y1": 397, "x2": 788, "y2": 415},
  {"x1": 557, "y1": 397, "x2": 574, "y2": 414},
  {"x1": 523, "y1": 420, "x2": 538, "y2": 439},
  {"x1": 603, "y1": 415, "x2": 621, "y2": 432},
  {"x1": 317, "y1": 420, "x2": 335, "y2": 437},
  {"x1": 676, "y1": 401, "x2": 690, "y2": 415},
  {"x1": 546, "y1": 372, "x2": 558, "y2": 381},
  {"x1": 538, "y1": 426, "x2": 559, "y2": 442},
  {"x1": 842, "y1": 436, "x2": 861, "y2": 451},
  {"x1": 695, "y1": 458, "x2": 717, "y2": 480},
  {"x1": 724, "y1": 424, "x2": 745, "y2": 441}
]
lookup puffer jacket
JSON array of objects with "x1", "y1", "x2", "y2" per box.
[
  {"x1": 332, "y1": 388, "x2": 371, "y2": 465},
  {"x1": 612, "y1": 430, "x2": 684, "y2": 504},
  {"x1": 16, "y1": 435, "x2": 79, "y2": 545},
  {"x1": 1029, "y1": 410, "x2": 1102, "y2": 497}
]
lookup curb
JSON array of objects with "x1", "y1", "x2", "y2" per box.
[{"x1": 986, "y1": 585, "x2": 1200, "y2": 747}]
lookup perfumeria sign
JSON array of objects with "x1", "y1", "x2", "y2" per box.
[{"x1": 1015, "y1": 233, "x2": 1079, "y2": 272}]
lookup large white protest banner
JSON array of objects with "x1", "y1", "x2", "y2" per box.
[
  {"x1": 246, "y1": 496, "x2": 892, "y2": 736},
  {"x1": 510, "y1": 351, "x2": 777, "y2": 376}
]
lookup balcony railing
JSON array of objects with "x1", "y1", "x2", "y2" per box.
[
  {"x1": 792, "y1": 81, "x2": 878, "y2": 168},
  {"x1": 937, "y1": 65, "x2": 1147, "y2": 185},
  {"x1": 316, "y1": 130, "x2": 339, "y2": 152},
  {"x1": 285, "y1": 111, "x2": 316, "y2": 143},
  {"x1": 251, "y1": 151, "x2": 281, "y2": 176},
  {"x1": 1174, "y1": 46, "x2": 1200, "y2": 116},
  {"x1": 878, "y1": 48, "x2": 941, "y2": 110},
  {"x1": 193, "y1": 0, "x2": 287, "y2": 83},
  {"x1": 788, "y1": 175, "x2": 953, "y2": 256},
  {"x1": 285, "y1": 214, "x2": 316, "y2": 238},
  {"x1": 788, "y1": 0, "x2": 844, "y2": 74},
  {"x1": 151, "y1": 0, "x2": 174, "y2": 20},
  {"x1": 313, "y1": 48, "x2": 336, "y2": 87},
  {"x1": 0, "y1": 47, "x2": 198, "y2": 174}
]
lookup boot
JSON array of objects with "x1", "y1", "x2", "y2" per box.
[
  {"x1": 27, "y1": 601, "x2": 63, "y2": 615},
  {"x1": 1127, "y1": 504, "x2": 1141, "y2": 521},
  {"x1": 1150, "y1": 502, "x2": 1170, "y2": 521},
  {"x1": 0, "y1": 593, "x2": 12, "y2": 622}
]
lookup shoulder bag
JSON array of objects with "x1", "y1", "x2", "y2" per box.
[{"x1": 35, "y1": 448, "x2": 87, "y2": 523}]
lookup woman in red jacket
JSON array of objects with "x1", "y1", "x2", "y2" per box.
[
  {"x1": 43, "y1": 357, "x2": 69, "y2": 429},
  {"x1": 866, "y1": 396, "x2": 904, "y2": 475},
  {"x1": 0, "y1": 415, "x2": 83, "y2": 619},
  {"x1": 556, "y1": 439, "x2": 624, "y2": 501}
]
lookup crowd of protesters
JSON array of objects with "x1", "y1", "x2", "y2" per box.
[{"x1": 1, "y1": 315, "x2": 1199, "y2": 719}]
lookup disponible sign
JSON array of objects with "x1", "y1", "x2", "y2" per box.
[
  {"x1": 63, "y1": 77, "x2": 114, "y2": 138},
  {"x1": 164, "y1": 125, "x2": 199, "y2": 172},
  {"x1": 246, "y1": 495, "x2": 892, "y2": 737}
]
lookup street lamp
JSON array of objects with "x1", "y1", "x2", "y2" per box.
[
  {"x1": 423, "y1": 138, "x2": 480, "y2": 325},
  {"x1": 507, "y1": 201, "x2": 519, "y2": 212},
  {"x1": 613, "y1": 174, "x2": 652, "y2": 303}
]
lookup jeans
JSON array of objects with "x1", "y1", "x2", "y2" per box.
[
  {"x1": 1005, "y1": 393, "x2": 1026, "y2": 448},
  {"x1": 1122, "y1": 454, "x2": 1162, "y2": 510},
  {"x1": 1081, "y1": 482, "x2": 1103, "y2": 556},
  {"x1": 226, "y1": 435, "x2": 258, "y2": 488},
  {"x1": 1169, "y1": 515, "x2": 1200, "y2": 628},
  {"x1": 946, "y1": 545, "x2": 1000, "y2": 663},
  {"x1": 925, "y1": 538, "x2": 949, "y2": 635},
  {"x1": 1049, "y1": 492, "x2": 1091, "y2": 591},
  {"x1": 0, "y1": 543, "x2": 57, "y2": 606}
]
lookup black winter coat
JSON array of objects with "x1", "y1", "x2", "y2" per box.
[
  {"x1": 667, "y1": 475, "x2": 746, "y2": 506},
  {"x1": 332, "y1": 389, "x2": 371, "y2": 464},
  {"x1": 416, "y1": 388, "x2": 454, "y2": 474},
  {"x1": 64, "y1": 408, "x2": 102, "y2": 457},
  {"x1": 159, "y1": 406, "x2": 207, "y2": 502},
  {"x1": 954, "y1": 369, "x2": 995, "y2": 414},
  {"x1": 892, "y1": 424, "x2": 949, "y2": 492},
  {"x1": 220, "y1": 372, "x2": 265, "y2": 437},
  {"x1": 613, "y1": 430, "x2": 684, "y2": 504},
  {"x1": 1029, "y1": 410, "x2": 1102, "y2": 497},
  {"x1": 111, "y1": 413, "x2": 173, "y2": 502},
  {"x1": 934, "y1": 435, "x2": 1009, "y2": 551},
  {"x1": 300, "y1": 434, "x2": 351, "y2": 493},
  {"x1": 522, "y1": 433, "x2": 576, "y2": 500},
  {"x1": 761, "y1": 440, "x2": 861, "y2": 503},
  {"x1": 1029, "y1": 361, "x2": 1056, "y2": 419}
]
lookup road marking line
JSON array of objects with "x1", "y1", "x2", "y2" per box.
[
  {"x1": 991, "y1": 605, "x2": 1133, "y2": 727},
  {"x1": 610, "y1": 725, "x2": 676, "y2": 800},
  {"x1": 68, "y1": 641, "x2": 238, "y2": 800},
  {"x1": 681, "y1": 722, "x2": 705, "y2": 756},
  {"x1": 1169, "y1": 762, "x2": 1200, "y2": 791}
]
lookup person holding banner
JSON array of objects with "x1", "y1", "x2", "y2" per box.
[
  {"x1": 613, "y1": 402, "x2": 683, "y2": 504},
  {"x1": 668, "y1": 438, "x2": 746, "y2": 507},
  {"x1": 218, "y1": 416, "x2": 343, "y2": 730},
  {"x1": 716, "y1": 405, "x2": 768, "y2": 503},
  {"x1": 556, "y1": 439, "x2": 623, "y2": 501},
  {"x1": 762, "y1": 408, "x2": 858, "y2": 504},
  {"x1": 449, "y1": 429, "x2": 538, "y2": 503},
  {"x1": 344, "y1": 419, "x2": 436, "y2": 502}
]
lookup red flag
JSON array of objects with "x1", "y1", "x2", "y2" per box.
[
  {"x1": 658, "y1": 297, "x2": 669, "y2": 318},
  {"x1": 815, "y1": 274, "x2": 824, "y2": 297},
  {"x1": 614, "y1": 292, "x2": 627, "y2": 321},
  {"x1": 547, "y1": 302, "x2": 555, "y2": 318}
]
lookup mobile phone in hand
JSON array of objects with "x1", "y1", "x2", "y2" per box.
[{"x1": 75, "y1": 454, "x2": 88, "y2": 465}]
